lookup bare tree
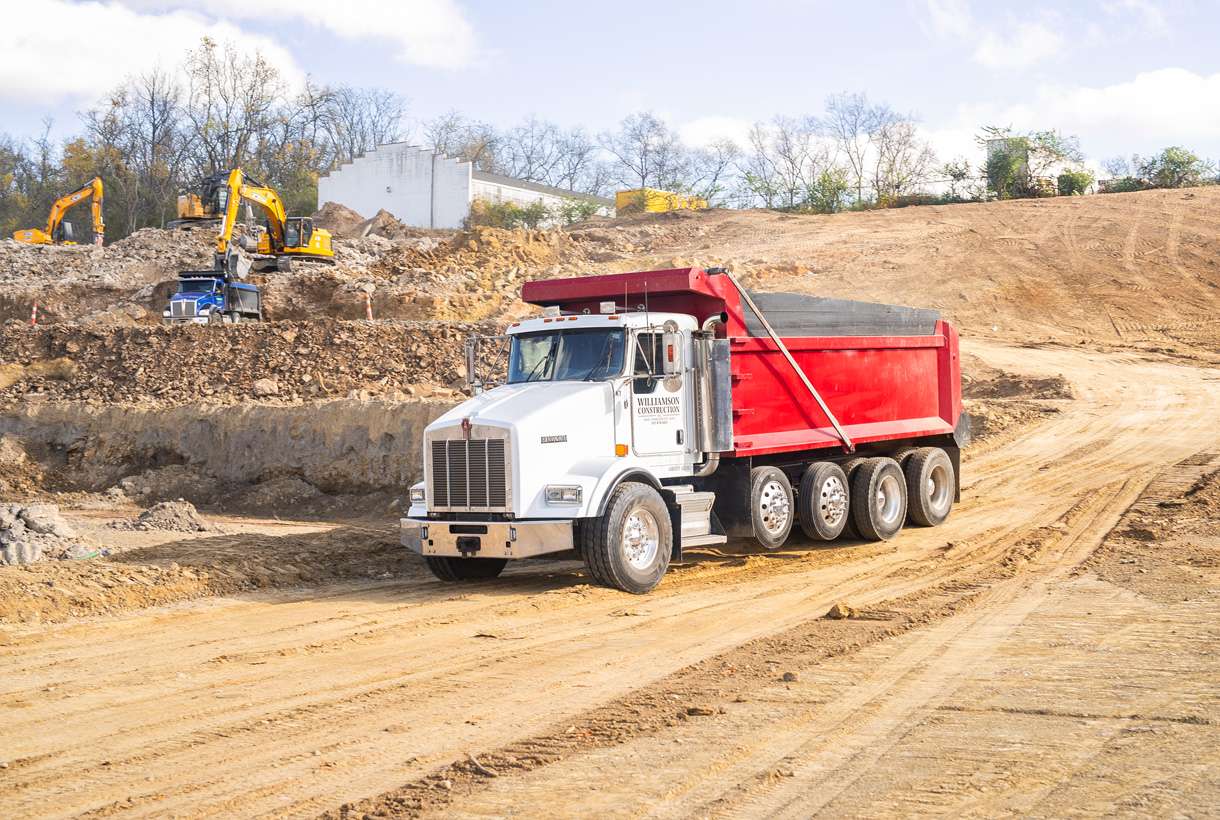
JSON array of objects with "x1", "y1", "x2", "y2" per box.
[
  {"x1": 500, "y1": 116, "x2": 560, "y2": 182},
  {"x1": 823, "y1": 92, "x2": 883, "y2": 203},
  {"x1": 688, "y1": 138, "x2": 741, "y2": 204},
  {"x1": 600, "y1": 112, "x2": 689, "y2": 191},
  {"x1": 423, "y1": 111, "x2": 501, "y2": 171},
  {"x1": 870, "y1": 115, "x2": 937, "y2": 201},
  {"x1": 183, "y1": 37, "x2": 283, "y2": 175},
  {"x1": 324, "y1": 85, "x2": 407, "y2": 165},
  {"x1": 548, "y1": 127, "x2": 606, "y2": 195}
]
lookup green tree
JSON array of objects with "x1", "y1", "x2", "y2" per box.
[
  {"x1": 1138, "y1": 147, "x2": 1213, "y2": 189},
  {"x1": 940, "y1": 158, "x2": 972, "y2": 200},
  {"x1": 1057, "y1": 169, "x2": 1094, "y2": 196}
]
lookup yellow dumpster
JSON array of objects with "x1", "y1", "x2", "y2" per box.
[{"x1": 616, "y1": 188, "x2": 708, "y2": 214}]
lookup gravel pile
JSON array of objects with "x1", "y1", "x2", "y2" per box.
[
  {"x1": 115, "y1": 501, "x2": 211, "y2": 533},
  {"x1": 0, "y1": 319, "x2": 501, "y2": 407}
]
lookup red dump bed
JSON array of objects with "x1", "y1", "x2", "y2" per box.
[{"x1": 522, "y1": 267, "x2": 962, "y2": 457}]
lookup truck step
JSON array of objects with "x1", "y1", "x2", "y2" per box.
[
  {"x1": 667, "y1": 487, "x2": 718, "y2": 541},
  {"x1": 681, "y1": 533, "x2": 728, "y2": 547}
]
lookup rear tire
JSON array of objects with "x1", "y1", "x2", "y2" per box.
[
  {"x1": 797, "y1": 462, "x2": 850, "y2": 541},
  {"x1": 424, "y1": 556, "x2": 507, "y2": 581},
  {"x1": 905, "y1": 447, "x2": 955, "y2": 526},
  {"x1": 750, "y1": 466, "x2": 793, "y2": 549},
  {"x1": 838, "y1": 457, "x2": 867, "y2": 539},
  {"x1": 851, "y1": 457, "x2": 907, "y2": 541},
  {"x1": 582, "y1": 482, "x2": 671, "y2": 594}
]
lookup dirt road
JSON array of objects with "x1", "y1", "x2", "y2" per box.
[{"x1": 2, "y1": 339, "x2": 1218, "y2": 818}]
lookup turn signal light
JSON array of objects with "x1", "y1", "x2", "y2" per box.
[{"x1": 615, "y1": 443, "x2": 629, "y2": 457}]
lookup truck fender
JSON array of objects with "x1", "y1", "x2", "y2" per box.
[{"x1": 592, "y1": 469, "x2": 663, "y2": 518}]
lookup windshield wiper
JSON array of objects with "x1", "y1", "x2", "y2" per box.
[
  {"x1": 581, "y1": 334, "x2": 615, "y2": 381},
  {"x1": 522, "y1": 341, "x2": 557, "y2": 382}
]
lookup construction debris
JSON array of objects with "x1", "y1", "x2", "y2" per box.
[{"x1": 0, "y1": 502, "x2": 87, "y2": 565}]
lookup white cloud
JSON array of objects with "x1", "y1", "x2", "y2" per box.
[
  {"x1": 935, "y1": 68, "x2": 1220, "y2": 166},
  {"x1": 0, "y1": 1, "x2": 302, "y2": 103},
  {"x1": 118, "y1": 0, "x2": 479, "y2": 68},
  {"x1": 678, "y1": 116, "x2": 754, "y2": 148},
  {"x1": 973, "y1": 22, "x2": 1064, "y2": 69}
]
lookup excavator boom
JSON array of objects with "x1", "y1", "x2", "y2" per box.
[{"x1": 13, "y1": 177, "x2": 104, "y2": 246}]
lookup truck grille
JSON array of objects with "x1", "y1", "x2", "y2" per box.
[
  {"x1": 171, "y1": 300, "x2": 197, "y2": 318},
  {"x1": 430, "y1": 438, "x2": 508, "y2": 510}
]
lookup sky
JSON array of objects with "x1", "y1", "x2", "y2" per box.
[{"x1": 3, "y1": 0, "x2": 1219, "y2": 172}]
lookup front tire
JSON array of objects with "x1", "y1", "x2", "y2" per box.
[
  {"x1": 581, "y1": 482, "x2": 672, "y2": 594},
  {"x1": 905, "y1": 447, "x2": 955, "y2": 526},
  {"x1": 750, "y1": 466, "x2": 793, "y2": 549},
  {"x1": 797, "y1": 462, "x2": 850, "y2": 541},
  {"x1": 851, "y1": 457, "x2": 907, "y2": 541},
  {"x1": 424, "y1": 556, "x2": 507, "y2": 581}
]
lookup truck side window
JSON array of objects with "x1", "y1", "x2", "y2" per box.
[{"x1": 633, "y1": 332, "x2": 662, "y2": 394}]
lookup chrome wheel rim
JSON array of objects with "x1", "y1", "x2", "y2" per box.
[
  {"x1": 622, "y1": 507, "x2": 660, "y2": 570},
  {"x1": 759, "y1": 479, "x2": 792, "y2": 535},
  {"x1": 875, "y1": 474, "x2": 902, "y2": 525},
  {"x1": 819, "y1": 475, "x2": 848, "y2": 527},
  {"x1": 927, "y1": 463, "x2": 952, "y2": 512}
]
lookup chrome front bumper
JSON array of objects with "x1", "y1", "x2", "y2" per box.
[{"x1": 401, "y1": 518, "x2": 574, "y2": 559}]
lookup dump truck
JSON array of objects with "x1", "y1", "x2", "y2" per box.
[
  {"x1": 163, "y1": 271, "x2": 262, "y2": 324},
  {"x1": 402, "y1": 266, "x2": 966, "y2": 593}
]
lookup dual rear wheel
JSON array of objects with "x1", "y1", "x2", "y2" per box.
[{"x1": 751, "y1": 447, "x2": 955, "y2": 548}]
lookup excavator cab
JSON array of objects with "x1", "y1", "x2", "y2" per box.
[{"x1": 283, "y1": 217, "x2": 313, "y2": 250}]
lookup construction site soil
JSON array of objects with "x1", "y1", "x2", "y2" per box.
[{"x1": 1, "y1": 188, "x2": 1218, "y2": 818}]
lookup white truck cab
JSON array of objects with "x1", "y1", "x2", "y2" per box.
[{"x1": 402, "y1": 305, "x2": 731, "y2": 592}]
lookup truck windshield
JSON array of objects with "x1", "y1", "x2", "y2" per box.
[
  {"x1": 178, "y1": 280, "x2": 216, "y2": 293},
  {"x1": 508, "y1": 328, "x2": 626, "y2": 383}
]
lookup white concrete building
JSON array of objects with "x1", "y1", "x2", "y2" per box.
[{"x1": 318, "y1": 143, "x2": 612, "y2": 229}]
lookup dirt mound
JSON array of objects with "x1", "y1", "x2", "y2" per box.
[
  {"x1": 0, "y1": 433, "x2": 46, "y2": 498},
  {"x1": 236, "y1": 476, "x2": 322, "y2": 508},
  {"x1": 963, "y1": 372, "x2": 1074, "y2": 400},
  {"x1": 313, "y1": 201, "x2": 366, "y2": 238},
  {"x1": 114, "y1": 465, "x2": 220, "y2": 504},
  {"x1": 0, "y1": 502, "x2": 92, "y2": 565},
  {"x1": 115, "y1": 500, "x2": 211, "y2": 532},
  {"x1": 0, "y1": 522, "x2": 413, "y2": 624},
  {"x1": 0, "y1": 227, "x2": 213, "y2": 325},
  {"x1": 0, "y1": 319, "x2": 493, "y2": 407},
  {"x1": 604, "y1": 189, "x2": 1220, "y2": 356}
]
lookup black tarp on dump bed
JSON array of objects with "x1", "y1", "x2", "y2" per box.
[{"x1": 743, "y1": 290, "x2": 940, "y2": 338}]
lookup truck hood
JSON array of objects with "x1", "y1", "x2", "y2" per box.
[
  {"x1": 428, "y1": 381, "x2": 619, "y2": 518},
  {"x1": 430, "y1": 381, "x2": 614, "y2": 430}
]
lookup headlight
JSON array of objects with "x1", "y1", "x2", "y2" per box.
[
  {"x1": 409, "y1": 486, "x2": 426, "y2": 504},
  {"x1": 545, "y1": 485, "x2": 583, "y2": 504}
]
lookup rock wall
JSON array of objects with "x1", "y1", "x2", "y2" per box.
[{"x1": 0, "y1": 398, "x2": 457, "y2": 493}]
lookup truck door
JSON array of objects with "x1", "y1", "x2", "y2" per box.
[{"x1": 630, "y1": 331, "x2": 686, "y2": 457}]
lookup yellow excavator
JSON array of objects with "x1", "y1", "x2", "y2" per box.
[
  {"x1": 13, "y1": 177, "x2": 105, "y2": 245},
  {"x1": 168, "y1": 171, "x2": 229, "y2": 229},
  {"x1": 214, "y1": 168, "x2": 333, "y2": 272}
]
